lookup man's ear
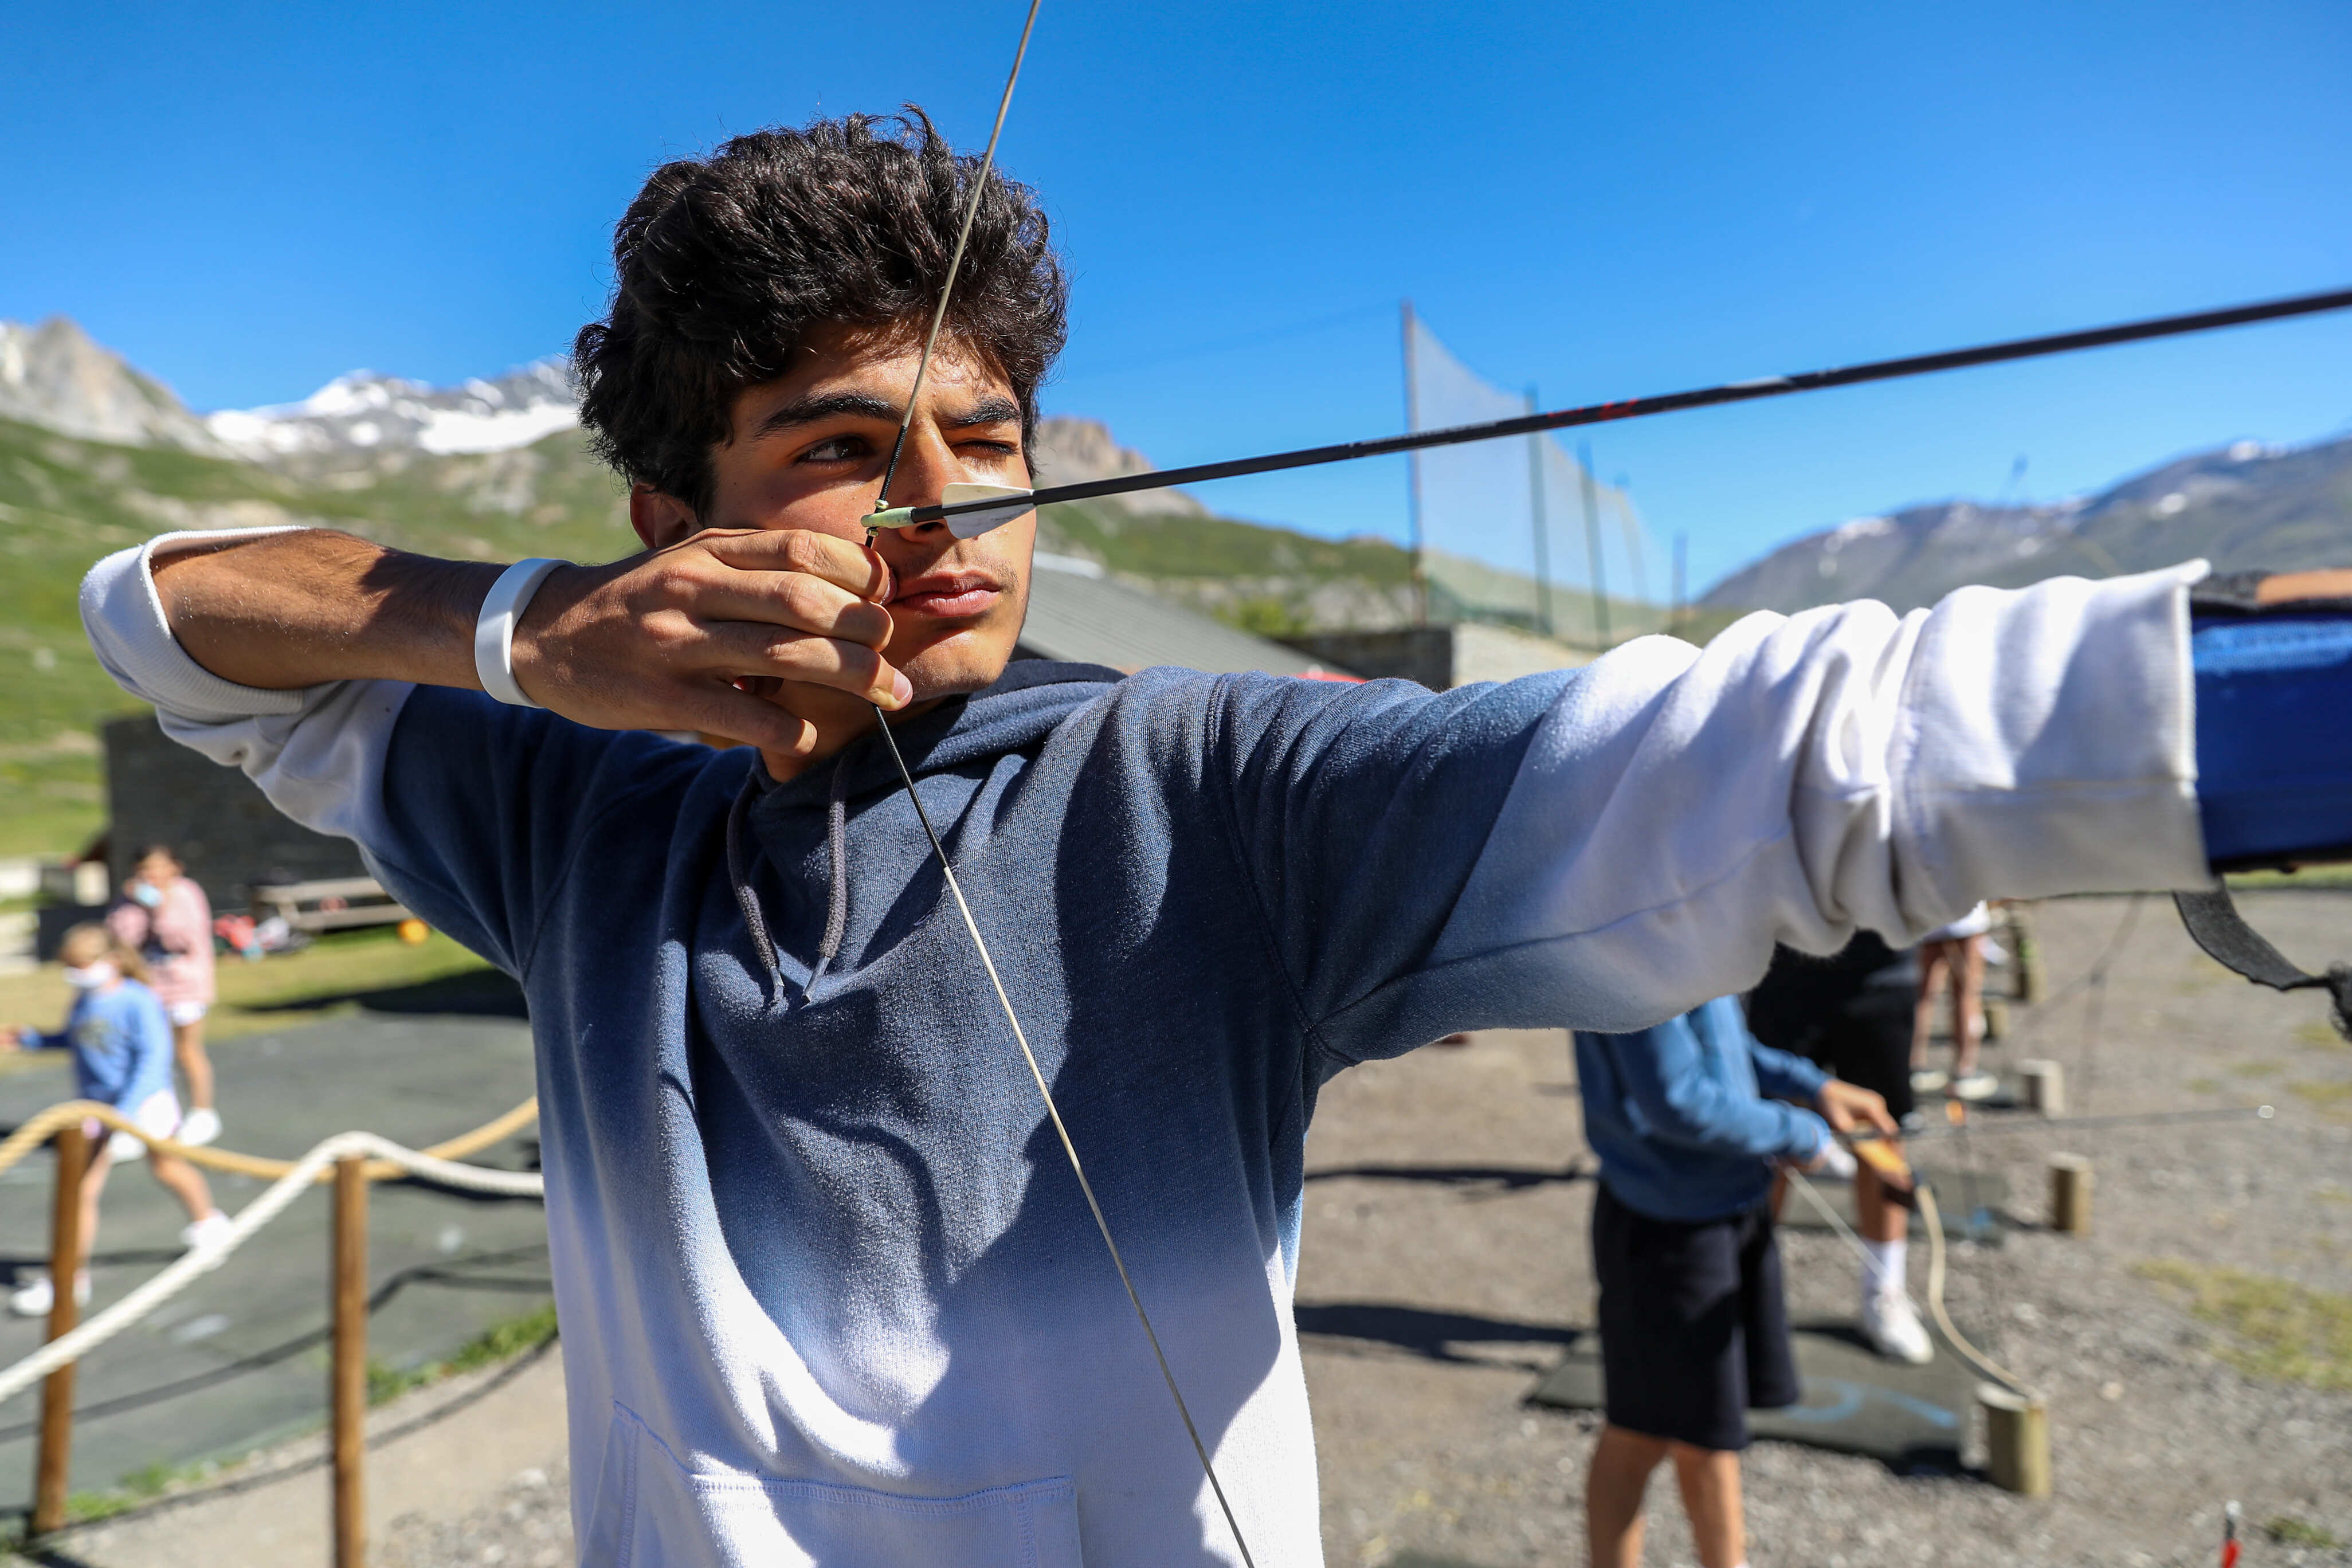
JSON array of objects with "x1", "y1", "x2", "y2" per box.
[{"x1": 630, "y1": 484, "x2": 700, "y2": 550}]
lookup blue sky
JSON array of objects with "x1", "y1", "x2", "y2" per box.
[{"x1": 5, "y1": 0, "x2": 2347, "y2": 590}]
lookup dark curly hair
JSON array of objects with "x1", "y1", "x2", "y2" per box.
[{"x1": 574, "y1": 109, "x2": 1068, "y2": 520}]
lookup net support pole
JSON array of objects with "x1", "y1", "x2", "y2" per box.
[
  {"x1": 1401, "y1": 300, "x2": 1429, "y2": 627},
  {"x1": 1671, "y1": 531, "x2": 1688, "y2": 633},
  {"x1": 1524, "y1": 389, "x2": 1553, "y2": 636},
  {"x1": 1578, "y1": 441, "x2": 1611, "y2": 649},
  {"x1": 30, "y1": 1124, "x2": 90, "y2": 1538},
  {"x1": 332, "y1": 1154, "x2": 369, "y2": 1568}
]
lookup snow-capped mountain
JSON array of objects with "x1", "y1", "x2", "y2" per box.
[{"x1": 206, "y1": 359, "x2": 579, "y2": 461}]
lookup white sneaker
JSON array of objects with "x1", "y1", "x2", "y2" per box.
[
  {"x1": 1861, "y1": 1290, "x2": 1935, "y2": 1365},
  {"x1": 1910, "y1": 1068, "x2": 1949, "y2": 1093},
  {"x1": 178, "y1": 1108, "x2": 222, "y2": 1147},
  {"x1": 179, "y1": 1212, "x2": 234, "y2": 1252},
  {"x1": 107, "y1": 1129, "x2": 148, "y2": 1162},
  {"x1": 9, "y1": 1274, "x2": 90, "y2": 1318},
  {"x1": 1951, "y1": 1070, "x2": 2000, "y2": 1101}
]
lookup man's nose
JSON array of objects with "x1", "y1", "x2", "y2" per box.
[{"x1": 887, "y1": 420, "x2": 970, "y2": 504}]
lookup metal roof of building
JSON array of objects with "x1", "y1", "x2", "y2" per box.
[{"x1": 1016, "y1": 559, "x2": 1346, "y2": 677}]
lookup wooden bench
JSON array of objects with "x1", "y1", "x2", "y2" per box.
[{"x1": 250, "y1": 877, "x2": 412, "y2": 933}]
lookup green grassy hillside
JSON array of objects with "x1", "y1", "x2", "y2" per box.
[{"x1": 0, "y1": 416, "x2": 640, "y2": 856}]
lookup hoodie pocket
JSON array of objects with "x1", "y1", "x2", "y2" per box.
[{"x1": 583, "y1": 1402, "x2": 1084, "y2": 1567}]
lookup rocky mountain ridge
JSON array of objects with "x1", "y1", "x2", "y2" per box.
[
  {"x1": 1, "y1": 313, "x2": 1227, "y2": 519},
  {"x1": 1704, "y1": 432, "x2": 2352, "y2": 613},
  {"x1": 0, "y1": 317, "x2": 227, "y2": 455}
]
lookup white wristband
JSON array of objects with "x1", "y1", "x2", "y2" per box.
[{"x1": 473, "y1": 558, "x2": 566, "y2": 708}]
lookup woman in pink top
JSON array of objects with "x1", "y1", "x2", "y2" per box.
[{"x1": 105, "y1": 845, "x2": 222, "y2": 1146}]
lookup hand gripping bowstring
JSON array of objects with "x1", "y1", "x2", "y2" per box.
[{"x1": 859, "y1": 8, "x2": 1261, "y2": 1562}]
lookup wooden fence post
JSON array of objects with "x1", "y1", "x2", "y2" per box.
[
  {"x1": 30, "y1": 1124, "x2": 91, "y2": 1538},
  {"x1": 332, "y1": 1155, "x2": 369, "y2": 1568}
]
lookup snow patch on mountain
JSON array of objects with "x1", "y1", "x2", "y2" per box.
[{"x1": 207, "y1": 359, "x2": 578, "y2": 460}]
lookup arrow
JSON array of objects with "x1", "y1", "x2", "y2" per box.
[{"x1": 866, "y1": 283, "x2": 2352, "y2": 535}]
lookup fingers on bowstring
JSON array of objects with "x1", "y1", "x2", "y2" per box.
[
  {"x1": 694, "y1": 574, "x2": 894, "y2": 651},
  {"x1": 700, "y1": 527, "x2": 892, "y2": 603},
  {"x1": 699, "y1": 624, "x2": 908, "y2": 709},
  {"x1": 685, "y1": 686, "x2": 822, "y2": 759}
]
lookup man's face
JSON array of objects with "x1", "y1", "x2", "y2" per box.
[{"x1": 630, "y1": 322, "x2": 1036, "y2": 704}]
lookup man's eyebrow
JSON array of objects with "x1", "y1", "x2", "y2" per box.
[
  {"x1": 946, "y1": 395, "x2": 1023, "y2": 428},
  {"x1": 748, "y1": 391, "x2": 1025, "y2": 442},
  {"x1": 751, "y1": 392, "x2": 901, "y2": 440}
]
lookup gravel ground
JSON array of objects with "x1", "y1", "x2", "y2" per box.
[
  {"x1": 378, "y1": 1458, "x2": 573, "y2": 1568},
  {"x1": 289, "y1": 892, "x2": 2352, "y2": 1566},
  {"x1": 1301, "y1": 891, "x2": 2352, "y2": 1568}
]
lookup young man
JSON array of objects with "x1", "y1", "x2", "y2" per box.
[
  {"x1": 1574, "y1": 995, "x2": 1892, "y2": 1568},
  {"x1": 76, "y1": 112, "x2": 2343, "y2": 1565}
]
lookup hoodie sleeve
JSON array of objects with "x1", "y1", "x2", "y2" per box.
[
  {"x1": 1747, "y1": 1039, "x2": 1830, "y2": 1106},
  {"x1": 80, "y1": 530, "x2": 414, "y2": 851},
  {"x1": 1212, "y1": 564, "x2": 2211, "y2": 1068},
  {"x1": 1593, "y1": 1003, "x2": 1829, "y2": 1162},
  {"x1": 79, "y1": 530, "x2": 694, "y2": 978}
]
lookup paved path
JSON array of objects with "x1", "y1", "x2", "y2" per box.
[{"x1": 0, "y1": 1008, "x2": 544, "y2": 1518}]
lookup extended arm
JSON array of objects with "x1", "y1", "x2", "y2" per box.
[{"x1": 130, "y1": 524, "x2": 907, "y2": 754}]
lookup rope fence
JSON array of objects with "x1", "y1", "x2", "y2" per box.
[
  {"x1": 0, "y1": 1095, "x2": 544, "y2": 1557},
  {"x1": 0, "y1": 1096, "x2": 540, "y2": 1186},
  {"x1": 0, "y1": 1126, "x2": 542, "y2": 1409},
  {"x1": 0, "y1": 1104, "x2": 543, "y2": 1410}
]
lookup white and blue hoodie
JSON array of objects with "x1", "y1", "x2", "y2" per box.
[{"x1": 84, "y1": 531, "x2": 2221, "y2": 1566}]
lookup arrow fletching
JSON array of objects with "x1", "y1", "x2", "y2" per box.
[{"x1": 935, "y1": 482, "x2": 1036, "y2": 538}]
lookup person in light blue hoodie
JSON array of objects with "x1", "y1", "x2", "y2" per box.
[
  {"x1": 1575, "y1": 995, "x2": 1892, "y2": 1568},
  {"x1": 3, "y1": 924, "x2": 230, "y2": 1317},
  {"x1": 76, "y1": 112, "x2": 2352, "y2": 1567}
]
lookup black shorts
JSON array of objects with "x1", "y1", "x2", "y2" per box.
[
  {"x1": 1747, "y1": 937, "x2": 1918, "y2": 1121},
  {"x1": 1591, "y1": 1184, "x2": 1799, "y2": 1452},
  {"x1": 1804, "y1": 984, "x2": 1916, "y2": 1120}
]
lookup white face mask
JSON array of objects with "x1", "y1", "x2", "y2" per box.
[
  {"x1": 62, "y1": 961, "x2": 117, "y2": 991},
  {"x1": 131, "y1": 883, "x2": 164, "y2": 909}
]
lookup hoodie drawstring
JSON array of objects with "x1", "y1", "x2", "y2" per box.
[
  {"x1": 724, "y1": 758, "x2": 854, "y2": 1003},
  {"x1": 808, "y1": 762, "x2": 853, "y2": 990}
]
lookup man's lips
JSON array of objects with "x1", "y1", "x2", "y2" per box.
[{"x1": 889, "y1": 572, "x2": 1002, "y2": 618}]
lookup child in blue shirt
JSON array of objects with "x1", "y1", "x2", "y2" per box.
[
  {"x1": 3, "y1": 924, "x2": 230, "y2": 1316},
  {"x1": 1575, "y1": 994, "x2": 1896, "y2": 1568}
]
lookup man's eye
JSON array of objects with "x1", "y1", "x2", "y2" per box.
[
  {"x1": 800, "y1": 436, "x2": 868, "y2": 463},
  {"x1": 960, "y1": 440, "x2": 1018, "y2": 458}
]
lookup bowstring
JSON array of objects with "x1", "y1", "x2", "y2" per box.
[
  {"x1": 860, "y1": 5, "x2": 1261, "y2": 1561},
  {"x1": 871, "y1": 0, "x2": 1044, "y2": 515},
  {"x1": 870, "y1": 719, "x2": 1259, "y2": 1566}
]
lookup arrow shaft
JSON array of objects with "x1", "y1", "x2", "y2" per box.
[{"x1": 921, "y1": 283, "x2": 2352, "y2": 523}]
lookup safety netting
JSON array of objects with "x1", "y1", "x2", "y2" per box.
[{"x1": 1405, "y1": 309, "x2": 1664, "y2": 645}]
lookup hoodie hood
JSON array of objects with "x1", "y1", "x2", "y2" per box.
[
  {"x1": 761, "y1": 659, "x2": 1126, "y2": 817},
  {"x1": 726, "y1": 660, "x2": 1126, "y2": 998}
]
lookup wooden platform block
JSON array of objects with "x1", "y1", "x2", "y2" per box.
[
  {"x1": 1979, "y1": 1383, "x2": 2051, "y2": 1496},
  {"x1": 2019, "y1": 1059, "x2": 2065, "y2": 1115},
  {"x1": 2048, "y1": 1153, "x2": 2093, "y2": 1236}
]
